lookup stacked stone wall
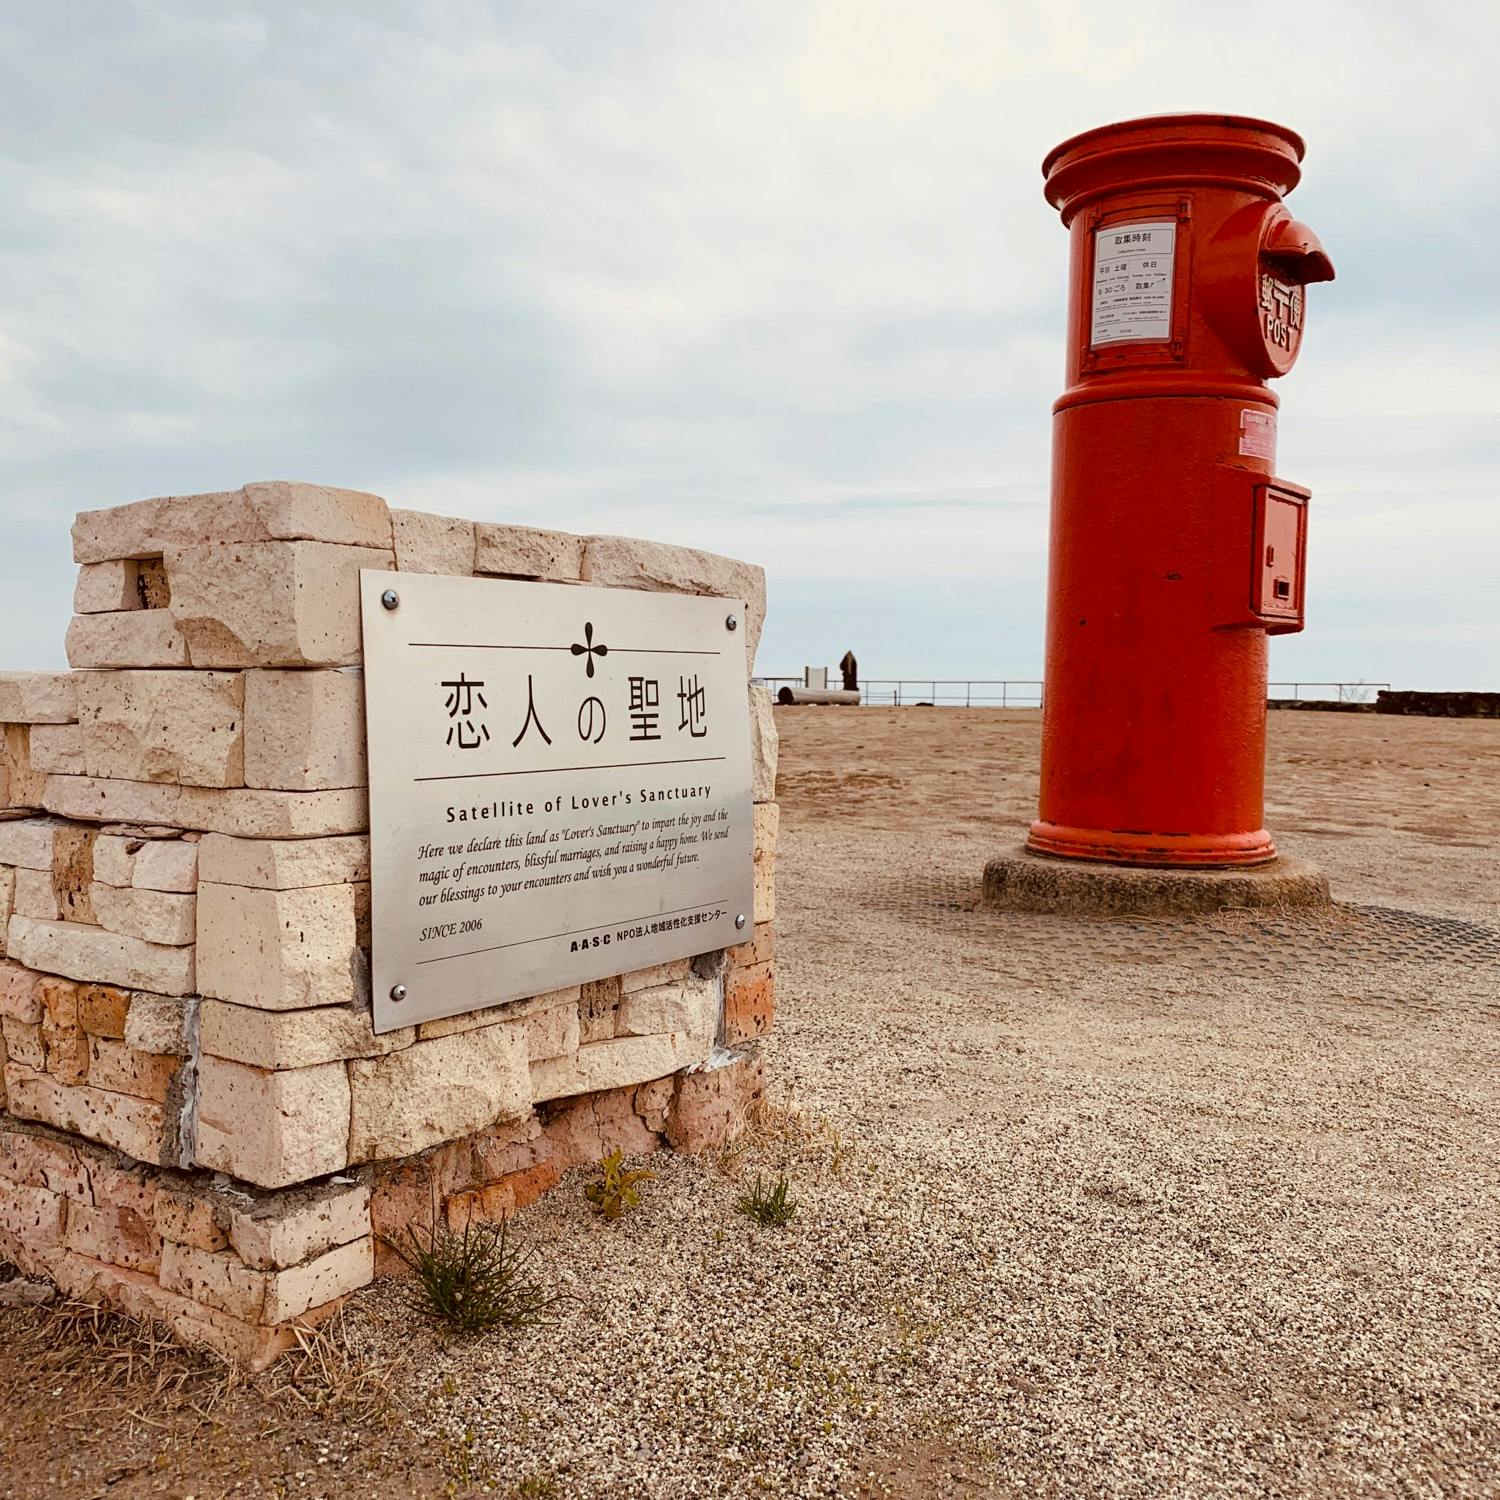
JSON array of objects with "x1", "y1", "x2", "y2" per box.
[{"x1": 0, "y1": 482, "x2": 777, "y2": 1365}]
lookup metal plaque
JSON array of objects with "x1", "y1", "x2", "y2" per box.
[{"x1": 361, "y1": 571, "x2": 753, "y2": 1033}]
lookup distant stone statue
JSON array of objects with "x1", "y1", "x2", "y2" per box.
[{"x1": 839, "y1": 650, "x2": 858, "y2": 692}]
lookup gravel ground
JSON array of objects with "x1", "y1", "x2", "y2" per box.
[{"x1": 371, "y1": 707, "x2": 1500, "y2": 1499}]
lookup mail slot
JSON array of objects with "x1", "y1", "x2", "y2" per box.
[{"x1": 1029, "y1": 114, "x2": 1335, "y2": 868}]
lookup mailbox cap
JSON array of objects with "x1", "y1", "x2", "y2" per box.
[{"x1": 1043, "y1": 113, "x2": 1307, "y2": 218}]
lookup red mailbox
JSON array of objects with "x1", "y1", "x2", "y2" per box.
[{"x1": 1029, "y1": 114, "x2": 1334, "y2": 868}]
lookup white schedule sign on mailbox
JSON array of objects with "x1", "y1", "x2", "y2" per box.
[
  {"x1": 1090, "y1": 220, "x2": 1176, "y2": 346},
  {"x1": 361, "y1": 572, "x2": 753, "y2": 1033}
]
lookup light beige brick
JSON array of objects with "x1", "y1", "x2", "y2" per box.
[
  {"x1": 529, "y1": 1031, "x2": 710, "y2": 1104},
  {"x1": 153, "y1": 1186, "x2": 230, "y2": 1253},
  {"x1": 3, "y1": 726, "x2": 47, "y2": 807},
  {"x1": 90, "y1": 884, "x2": 196, "y2": 946},
  {"x1": 72, "y1": 482, "x2": 393, "y2": 562},
  {"x1": 617, "y1": 978, "x2": 718, "y2": 1040},
  {"x1": 123, "y1": 993, "x2": 189, "y2": 1056},
  {"x1": 580, "y1": 535, "x2": 766, "y2": 670},
  {"x1": 224, "y1": 1179, "x2": 370, "y2": 1271},
  {"x1": 196, "y1": 882, "x2": 359, "y2": 1011},
  {"x1": 754, "y1": 801, "x2": 778, "y2": 923},
  {"x1": 158, "y1": 1239, "x2": 269, "y2": 1321},
  {"x1": 392, "y1": 509, "x2": 475, "y2": 575},
  {"x1": 77, "y1": 670, "x2": 245, "y2": 788},
  {"x1": 0, "y1": 959, "x2": 44, "y2": 1023},
  {"x1": 473, "y1": 523, "x2": 584, "y2": 581},
  {"x1": 65, "y1": 610, "x2": 190, "y2": 668},
  {"x1": 0, "y1": 867, "x2": 12, "y2": 957},
  {"x1": 199, "y1": 997, "x2": 412, "y2": 1069},
  {"x1": 0, "y1": 817, "x2": 58, "y2": 870},
  {"x1": 262, "y1": 1235, "x2": 373, "y2": 1322},
  {"x1": 14, "y1": 868, "x2": 60, "y2": 921},
  {"x1": 3, "y1": 1063, "x2": 167, "y2": 1163},
  {"x1": 524, "y1": 998, "x2": 579, "y2": 1062},
  {"x1": 749, "y1": 683, "x2": 778, "y2": 802},
  {"x1": 73, "y1": 560, "x2": 138, "y2": 614},
  {"x1": 91, "y1": 834, "x2": 138, "y2": 888},
  {"x1": 2, "y1": 1017, "x2": 46, "y2": 1069},
  {"x1": 64, "y1": 1197, "x2": 161, "y2": 1273},
  {"x1": 347, "y1": 1024, "x2": 529, "y2": 1163},
  {"x1": 165, "y1": 539, "x2": 394, "y2": 668},
  {"x1": 7, "y1": 915, "x2": 195, "y2": 995},
  {"x1": 43, "y1": 776, "x2": 367, "y2": 838},
  {"x1": 132, "y1": 838, "x2": 198, "y2": 893},
  {"x1": 620, "y1": 959, "x2": 692, "y2": 993},
  {"x1": 28, "y1": 723, "x2": 84, "y2": 776},
  {"x1": 413, "y1": 985, "x2": 580, "y2": 1040},
  {"x1": 0, "y1": 673, "x2": 78, "y2": 725},
  {"x1": 243, "y1": 669, "x2": 365, "y2": 790},
  {"x1": 194, "y1": 1055, "x2": 351, "y2": 1188},
  {"x1": 87, "y1": 1037, "x2": 180, "y2": 1103},
  {"x1": 198, "y1": 833, "x2": 368, "y2": 889}
]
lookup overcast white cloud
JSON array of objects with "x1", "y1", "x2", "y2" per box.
[{"x1": 2, "y1": 0, "x2": 1497, "y2": 687}]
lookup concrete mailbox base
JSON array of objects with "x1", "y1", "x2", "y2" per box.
[{"x1": 982, "y1": 846, "x2": 1330, "y2": 917}]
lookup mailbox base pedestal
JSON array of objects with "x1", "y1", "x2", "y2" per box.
[{"x1": 982, "y1": 846, "x2": 1329, "y2": 918}]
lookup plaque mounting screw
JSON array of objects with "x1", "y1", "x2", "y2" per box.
[
  {"x1": 389, "y1": 983, "x2": 407, "y2": 1002},
  {"x1": 381, "y1": 589, "x2": 400, "y2": 611},
  {"x1": 725, "y1": 613, "x2": 739, "y2": 631},
  {"x1": 734, "y1": 913, "x2": 747, "y2": 930}
]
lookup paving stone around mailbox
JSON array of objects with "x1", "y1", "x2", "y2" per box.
[
  {"x1": 71, "y1": 482, "x2": 393, "y2": 563},
  {"x1": 347, "y1": 1024, "x2": 530, "y2": 1163},
  {"x1": 77, "y1": 670, "x2": 246, "y2": 788},
  {"x1": 194, "y1": 1054, "x2": 352, "y2": 1188},
  {"x1": 392, "y1": 509, "x2": 475, "y2": 575},
  {"x1": 198, "y1": 996, "x2": 413, "y2": 1069},
  {"x1": 473, "y1": 522, "x2": 585, "y2": 581},
  {"x1": 243, "y1": 669, "x2": 365, "y2": 790},
  {"x1": 65, "y1": 610, "x2": 191, "y2": 669},
  {"x1": 0, "y1": 673, "x2": 78, "y2": 726},
  {"x1": 197, "y1": 833, "x2": 369, "y2": 890},
  {"x1": 196, "y1": 882, "x2": 359, "y2": 1011},
  {"x1": 43, "y1": 777, "x2": 367, "y2": 839},
  {"x1": 165, "y1": 540, "x2": 394, "y2": 669},
  {"x1": 7, "y1": 915, "x2": 195, "y2": 996}
]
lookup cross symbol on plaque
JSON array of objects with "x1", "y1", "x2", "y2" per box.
[{"x1": 570, "y1": 621, "x2": 609, "y2": 678}]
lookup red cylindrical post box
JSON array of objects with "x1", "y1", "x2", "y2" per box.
[{"x1": 1030, "y1": 114, "x2": 1334, "y2": 867}]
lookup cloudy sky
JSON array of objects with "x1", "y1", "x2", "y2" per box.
[{"x1": 2, "y1": 1, "x2": 1497, "y2": 689}]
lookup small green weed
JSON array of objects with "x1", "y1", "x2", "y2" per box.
[
  {"x1": 387, "y1": 1216, "x2": 558, "y2": 1334},
  {"x1": 736, "y1": 1172, "x2": 797, "y2": 1227},
  {"x1": 584, "y1": 1150, "x2": 656, "y2": 1221}
]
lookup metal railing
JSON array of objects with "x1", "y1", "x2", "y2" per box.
[
  {"x1": 758, "y1": 677, "x2": 1043, "y2": 707},
  {"x1": 1268, "y1": 681, "x2": 1389, "y2": 704},
  {"x1": 758, "y1": 676, "x2": 1388, "y2": 708}
]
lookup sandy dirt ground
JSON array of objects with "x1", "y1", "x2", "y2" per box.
[{"x1": 2, "y1": 707, "x2": 1497, "y2": 1499}]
